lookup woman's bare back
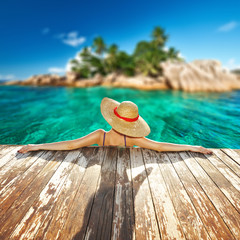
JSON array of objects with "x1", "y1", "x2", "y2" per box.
[{"x1": 98, "y1": 129, "x2": 135, "y2": 147}]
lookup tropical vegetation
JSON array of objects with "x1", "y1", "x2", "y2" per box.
[{"x1": 69, "y1": 26, "x2": 185, "y2": 78}]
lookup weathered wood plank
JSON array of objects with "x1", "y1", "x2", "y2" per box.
[
  {"x1": 56, "y1": 146, "x2": 115, "y2": 240},
  {"x1": 9, "y1": 150, "x2": 81, "y2": 239},
  {"x1": 180, "y1": 151, "x2": 240, "y2": 239},
  {"x1": 130, "y1": 147, "x2": 161, "y2": 239},
  {"x1": 0, "y1": 150, "x2": 45, "y2": 189},
  {"x1": 212, "y1": 149, "x2": 240, "y2": 178},
  {"x1": 0, "y1": 145, "x2": 9, "y2": 154},
  {"x1": 0, "y1": 146, "x2": 240, "y2": 240},
  {"x1": 110, "y1": 147, "x2": 135, "y2": 240},
  {"x1": 0, "y1": 145, "x2": 6, "y2": 150},
  {"x1": 189, "y1": 151, "x2": 240, "y2": 213},
  {"x1": 203, "y1": 150, "x2": 240, "y2": 192},
  {"x1": 142, "y1": 149, "x2": 185, "y2": 240},
  {"x1": 82, "y1": 146, "x2": 117, "y2": 240},
  {"x1": 0, "y1": 151, "x2": 57, "y2": 218},
  {"x1": 0, "y1": 150, "x2": 69, "y2": 238},
  {"x1": 167, "y1": 151, "x2": 234, "y2": 240},
  {"x1": 34, "y1": 147, "x2": 104, "y2": 240},
  {"x1": 155, "y1": 151, "x2": 211, "y2": 240},
  {"x1": 0, "y1": 145, "x2": 18, "y2": 158},
  {"x1": 233, "y1": 149, "x2": 240, "y2": 155},
  {"x1": 221, "y1": 148, "x2": 240, "y2": 165},
  {"x1": 0, "y1": 146, "x2": 31, "y2": 168}
]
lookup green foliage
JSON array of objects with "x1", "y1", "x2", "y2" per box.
[
  {"x1": 69, "y1": 26, "x2": 184, "y2": 78},
  {"x1": 133, "y1": 41, "x2": 166, "y2": 77},
  {"x1": 92, "y1": 36, "x2": 107, "y2": 56},
  {"x1": 105, "y1": 44, "x2": 119, "y2": 73},
  {"x1": 151, "y1": 26, "x2": 169, "y2": 48},
  {"x1": 115, "y1": 51, "x2": 135, "y2": 76}
]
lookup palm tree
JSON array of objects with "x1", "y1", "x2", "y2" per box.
[
  {"x1": 151, "y1": 26, "x2": 169, "y2": 48},
  {"x1": 92, "y1": 36, "x2": 107, "y2": 57},
  {"x1": 108, "y1": 44, "x2": 118, "y2": 56},
  {"x1": 70, "y1": 59, "x2": 81, "y2": 75},
  {"x1": 115, "y1": 51, "x2": 135, "y2": 76},
  {"x1": 168, "y1": 47, "x2": 179, "y2": 59},
  {"x1": 69, "y1": 47, "x2": 95, "y2": 78},
  {"x1": 105, "y1": 44, "x2": 119, "y2": 73},
  {"x1": 133, "y1": 41, "x2": 164, "y2": 77},
  {"x1": 79, "y1": 47, "x2": 92, "y2": 61},
  {"x1": 69, "y1": 26, "x2": 184, "y2": 78},
  {"x1": 77, "y1": 65, "x2": 92, "y2": 78},
  {"x1": 167, "y1": 47, "x2": 185, "y2": 62}
]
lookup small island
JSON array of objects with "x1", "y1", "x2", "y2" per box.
[{"x1": 3, "y1": 26, "x2": 240, "y2": 92}]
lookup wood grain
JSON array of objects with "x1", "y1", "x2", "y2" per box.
[
  {"x1": 0, "y1": 145, "x2": 30, "y2": 168},
  {"x1": 212, "y1": 149, "x2": 240, "y2": 178},
  {"x1": 110, "y1": 147, "x2": 135, "y2": 240},
  {"x1": 0, "y1": 150, "x2": 70, "y2": 238},
  {"x1": 181, "y1": 151, "x2": 240, "y2": 239},
  {"x1": 130, "y1": 147, "x2": 161, "y2": 239},
  {"x1": 221, "y1": 148, "x2": 240, "y2": 165},
  {"x1": 0, "y1": 145, "x2": 240, "y2": 240},
  {"x1": 41, "y1": 147, "x2": 106, "y2": 240},
  {"x1": 156, "y1": 151, "x2": 211, "y2": 239},
  {"x1": 142, "y1": 149, "x2": 185, "y2": 240},
  {"x1": 168, "y1": 151, "x2": 234, "y2": 239},
  {"x1": 189, "y1": 151, "x2": 240, "y2": 213}
]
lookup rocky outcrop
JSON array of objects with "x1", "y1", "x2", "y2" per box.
[
  {"x1": 2, "y1": 59, "x2": 240, "y2": 92},
  {"x1": 74, "y1": 73, "x2": 103, "y2": 87},
  {"x1": 4, "y1": 74, "x2": 67, "y2": 86},
  {"x1": 101, "y1": 73, "x2": 168, "y2": 90},
  {"x1": 160, "y1": 59, "x2": 240, "y2": 92}
]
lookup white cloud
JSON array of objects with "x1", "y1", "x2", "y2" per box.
[
  {"x1": 163, "y1": 46, "x2": 169, "y2": 52},
  {"x1": 67, "y1": 31, "x2": 78, "y2": 38},
  {"x1": 55, "y1": 31, "x2": 86, "y2": 47},
  {"x1": 42, "y1": 28, "x2": 50, "y2": 35},
  {"x1": 177, "y1": 52, "x2": 186, "y2": 60},
  {"x1": 48, "y1": 67, "x2": 66, "y2": 74},
  {"x1": 54, "y1": 33, "x2": 66, "y2": 39},
  {"x1": 217, "y1": 21, "x2": 238, "y2": 32},
  {"x1": 63, "y1": 37, "x2": 85, "y2": 47},
  {"x1": 223, "y1": 58, "x2": 240, "y2": 71},
  {"x1": 0, "y1": 74, "x2": 15, "y2": 80}
]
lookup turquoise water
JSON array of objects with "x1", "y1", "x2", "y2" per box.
[{"x1": 0, "y1": 85, "x2": 240, "y2": 148}]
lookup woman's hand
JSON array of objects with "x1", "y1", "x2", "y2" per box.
[
  {"x1": 18, "y1": 144, "x2": 39, "y2": 154},
  {"x1": 189, "y1": 145, "x2": 213, "y2": 154}
]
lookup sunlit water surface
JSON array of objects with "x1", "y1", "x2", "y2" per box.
[{"x1": 0, "y1": 85, "x2": 240, "y2": 148}]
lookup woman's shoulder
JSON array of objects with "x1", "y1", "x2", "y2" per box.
[
  {"x1": 86, "y1": 129, "x2": 105, "y2": 146},
  {"x1": 127, "y1": 136, "x2": 145, "y2": 147},
  {"x1": 129, "y1": 136, "x2": 158, "y2": 148},
  {"x1": 85, "y1": 129, "x2": 105, "y2": 140},
  {"x1": 91, "y1": 129, "x2": 106, "y2": 134},
  {"x1": 93, "y1": 129, "x2": 106, "y2": 138}
]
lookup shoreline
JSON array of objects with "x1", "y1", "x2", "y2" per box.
[{"x1": 2, "y1": 59, "x2": 240, "y2": 92}]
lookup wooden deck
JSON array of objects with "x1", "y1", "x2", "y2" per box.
[{"x1": 0, "y1": 145, "x2": 240, "y2": 240}]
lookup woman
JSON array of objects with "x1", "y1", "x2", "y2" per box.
[{"x1": 18, "y1": 97, "x2": 213, "y2": 154}]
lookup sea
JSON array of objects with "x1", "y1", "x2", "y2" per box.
[{"x1": 0, "y1": 85, "x2": 240, "y2": 148}]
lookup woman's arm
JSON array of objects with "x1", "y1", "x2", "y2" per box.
[
  {"x1": 18, "y1": 129, "x2": 103, "y2": 153},
  {"x1": 131, "y1": 137, "x2": 213, "y2": 154}
]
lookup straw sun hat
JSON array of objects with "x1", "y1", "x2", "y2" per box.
[{"x1": 100, "y1": 97, "x2": 151, "y2": 137}]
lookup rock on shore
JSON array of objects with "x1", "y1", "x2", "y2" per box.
[
  {"x1": 3, "y1": 59, "x2": 240, "y2": 92},
  {"x1": 160, "y1": 59, "x2": 240, "y2": 92}
]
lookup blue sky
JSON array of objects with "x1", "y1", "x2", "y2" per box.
[{"x1": 0, "y1": 0, "x2": 239, "y2": 80}]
